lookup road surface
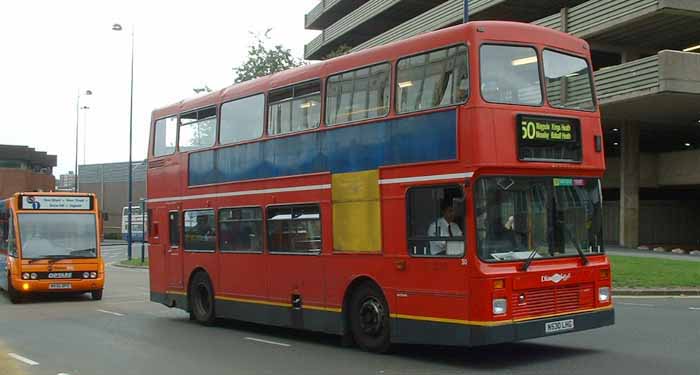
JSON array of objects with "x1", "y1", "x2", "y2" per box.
[{"x1": 1, "y1": 246, "x2": 698, "y2": 375}]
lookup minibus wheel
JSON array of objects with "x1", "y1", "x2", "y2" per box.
[
  {"x1": 7, "y1": 274, "x2": 21, "y2": 304},
  {"x1": 349, "y1": 283, "x2": 391, "y2": 353},
  {"x1": 91, "y1": 289, "x2": 103, "y2": 300},
  {"x1": 189, "y1": 271, "x2": 216, "y2": 325}
]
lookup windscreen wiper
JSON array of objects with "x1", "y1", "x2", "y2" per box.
[
  {"x1": 69, "y1": 248, "x2": 97, "y2": 256},
  {"x1": 563, "y1": 225, "x2": 589, "y2": 266},
  {"x1": 45, "y1": 255, "x2": 72, "y2": 264},
  {"x1": 520, "y1": 248, "x2": 539, "y2": 271}
]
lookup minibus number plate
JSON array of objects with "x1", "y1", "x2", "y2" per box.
[{"x1": 49, "y1": 283, "x2": 72, "y2": 290}]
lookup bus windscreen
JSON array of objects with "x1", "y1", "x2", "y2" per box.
[
  {"x1": 18, "y1": 213, "x2": 97, "y2": 259},
  {"x1": 475, "y1": 176, "x2": 603, "y2": 262}
]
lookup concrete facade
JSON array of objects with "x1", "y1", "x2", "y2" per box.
[
  {"x1": 304, "y1": 0, "x2": 700, "y2": 247},
  {"x1": 78, "y1": 161, "x2": 146, "y2": 236},
  {"x1": 0, "y1": 145, "x2": 56, "y2": 199}
]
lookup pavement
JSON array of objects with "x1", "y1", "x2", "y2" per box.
[{"x1": 0, "y1": 246, "x2": 699, "y2": 375}]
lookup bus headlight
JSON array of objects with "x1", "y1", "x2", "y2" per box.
[
  {"x1": 599, "y1": 287, "x2": 610, "y2": 302},
  {"x1": 22, "y1": 273, "x2": 30, "y2": 280},
  {"x1": 90, "y1": 272, "x2": 98, "y2": 279},
  {"x1": 493, "y1": 298, "x2": 507, "y2": 315},
  {"x1": 30, "y1": 273, "x2": 38, "y2": 280},
  {"x1": 83, "y1": 272, "x2": 90, "y2": 279}
]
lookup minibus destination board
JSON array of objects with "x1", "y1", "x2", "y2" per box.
[{"x1": 20, "y1": 195, "x2": 92, "y2": 210}]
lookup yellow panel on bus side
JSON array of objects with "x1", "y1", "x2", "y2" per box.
[
  {"x1": 332, "y1": 201, "x2": 382, "y2": 252},
  {"x1": 331, "y1": 170, "x2": 382, "y2": 253},
  {"x1": 331, "y1": 169, "x2": 379, "y2": 202}
]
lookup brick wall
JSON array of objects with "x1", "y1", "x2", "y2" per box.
[{"x1": 0, "y1": 168, "x2": 56, "y2": 199}]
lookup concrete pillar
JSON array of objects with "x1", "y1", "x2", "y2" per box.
[{"x1": 619, "y1": 122, "x2": 640, "y2": 247}]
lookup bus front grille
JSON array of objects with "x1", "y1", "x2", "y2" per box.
[{"x1": 511, "y1": 283, "x2": 595, "y2": 319}]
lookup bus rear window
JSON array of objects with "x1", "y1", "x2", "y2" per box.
[
  {"x1": 543, "y1": 49, "x2": 596, "y2": 111},
  {"x1": 153, "y1": 116, "x2": 177, "y2": 157},
  {"x1": 480, "y1": 45, "x2": 542, "y2": 106}
]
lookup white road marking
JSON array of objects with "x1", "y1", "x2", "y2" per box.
[
  {"x1": 97, "y1": 309, "x2": 125, "y2": 317},
  {"x1": 618, "y1": 302, "x2": 655, "y2": 307},
  {"x1": 104, "y1": 300, "x2": 147, "y2": 305},
  {"x1": 8, "y1": 353, "x2": 39, "y2": 366},
  {"x1": 244, "y1": 337, "x2": 291, "y2": 347}
]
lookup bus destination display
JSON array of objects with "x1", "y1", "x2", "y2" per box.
[
  {"x1": 21, "y1": 195, "x2": 91, "y2": 210},
  {"x1": 516, "y1": 114, "x2": 582, "y2": 163}
]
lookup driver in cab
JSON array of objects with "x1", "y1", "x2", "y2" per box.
[{"x1": 428, "y1": 201, "x2": 464, "y2": 256}]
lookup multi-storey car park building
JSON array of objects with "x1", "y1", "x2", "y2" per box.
[{"x1": 303, "y1": 0, "x2": 700, "y2": 248}]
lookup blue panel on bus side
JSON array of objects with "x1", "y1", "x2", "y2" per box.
[
  {"x1": 188, "y1": 110, "x2": 457, "y2": 186},
  {"x1": 189, "y1": 150, "x2": 216, "y2": 186}
]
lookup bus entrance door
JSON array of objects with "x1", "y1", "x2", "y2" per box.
[{"x1": 166, "y1": 209, "x2": 184, "y2": 290}]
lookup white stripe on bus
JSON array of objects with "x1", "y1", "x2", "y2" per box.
[
  {"x1": 379, "y1": 172, "x2": 474, "y2": 185},
  {"x1": 146, "y1": 184, "x2": 332, "y2": 203},
  {"x1": 146, "y1": 172, "x2": 475, "y2": 203}
]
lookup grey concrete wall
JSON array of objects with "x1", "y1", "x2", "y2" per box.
[
  {"x1": 657, "y1": 150, "x2": 700, "y2": 186},
  {"x1": 603, "y1": 150, "x2": 700, "y2": 189},
  {"x1": 604, "y1": 200, "x2": 700, "y2": 245},
  {"x1": 603, "y1": 153, "x2": 658, "y2": 189},
  {"x1": 658, "y1": 50, "x2": 700, "y2": 94}
]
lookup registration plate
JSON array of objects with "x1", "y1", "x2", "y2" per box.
[
  {"x1": 545, "y1": 319, "x2": 574, "y2": 333},
  {"x1": 49, "y1": 283, "x2": 72, "y2": 290}
]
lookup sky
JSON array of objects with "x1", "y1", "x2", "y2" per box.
[{"x1": 0, "y1": 0, "x2": 320, "y2": 176}]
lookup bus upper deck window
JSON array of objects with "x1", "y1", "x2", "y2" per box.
[
  {"x1": 480, "y1": 45, "x2": 542, "y2": 106},
  {"x1": 179, "y1": 107, "x2": 217, "y2": 152},
  {"x1": 397, "y1": 45, "x2": 469, "y2": 114},
  {"x1": 153, "y1": 116, "x2": 177, "y2": 156},
  {"x1": 543, "y1": 49, "x2": 596, "y2": 111},
  {"x1": 268, "y1": 80, "x2": 321, "y2": 136}
]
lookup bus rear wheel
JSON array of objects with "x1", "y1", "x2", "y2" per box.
[
  {"x1": 189, "y1": 272, "x2": 216, "y2": 325},
  {"x1": 7, "y1": 275, "x2": 21, "y2": 304},
  {"x1": 349, "y1": 283, "x2": 391, "y2": 353}
]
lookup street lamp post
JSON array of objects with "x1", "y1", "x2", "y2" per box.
[
  {"x1": 112, "y1": 22, "x2": 135, "y2": 261},
  {"x1": 74, "y1": 90, "x2": 92, "y2": 192},
  {"x1": 82, "y1": 105, "x2": 90, "y2": 165}
]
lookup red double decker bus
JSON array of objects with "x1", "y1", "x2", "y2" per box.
[{"x1": 146, "y1": 21, "x2": 613, "y2": 352}]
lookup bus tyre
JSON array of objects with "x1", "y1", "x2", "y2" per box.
[
  {"x1": 189, "y1": 272, "x2": 216, "y2": 325},
  {"x1": 7, "y1": 275, "x2": 21, "y2": 304},
  {"x1": 349, "y1": 283, "x2": 391, "y2": 353},
  {"x1": 91, "y1": 289, "x2": 103, "y2": 301}
]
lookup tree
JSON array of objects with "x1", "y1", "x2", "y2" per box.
[
  {"x1": 233, "y1": 29, "x2": 304, "y2": 83},
  {"x1": 324, "y1": 44, "x2": 353, "y2": 60},
  {"x1": 193, "y1": 85, "x2": 212, "y2": 94}
]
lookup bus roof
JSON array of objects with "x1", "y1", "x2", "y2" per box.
[{"x1": 151, "y1": 21, "x2": 589, "y2": 120}]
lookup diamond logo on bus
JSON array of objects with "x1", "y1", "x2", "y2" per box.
[{"x1": 541, "y1": 273, "x2": 571, "y2": 284}]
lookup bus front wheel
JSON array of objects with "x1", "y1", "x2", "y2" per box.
[
  {"x1": 349, "y1": 283, "x2": 391, "y2": 353},
  {"x1": 7, "y1": 275, "x2": 21, "y2": 304},
  {"x1": 91, "y1": 290, "x2": 103, "y2": 300},
  {"x1": 189, "y1": 272, "x2": 216, "y2": 325}
]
